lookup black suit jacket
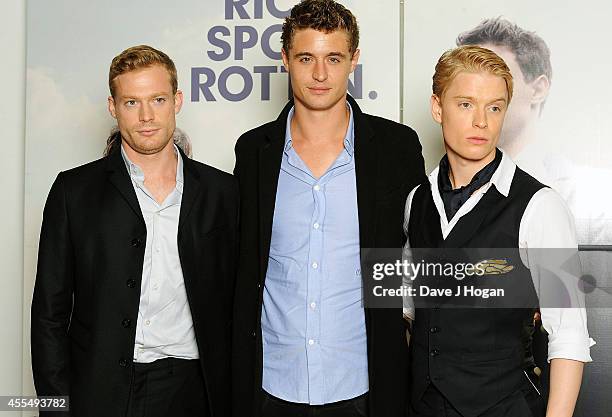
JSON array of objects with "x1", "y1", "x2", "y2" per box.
[
  {"x1": 31, "y1": 147, "x2": 238, "y2": 417},
  {"x1": 232, "y1": 95, "x2": 426, "y2": 417}
]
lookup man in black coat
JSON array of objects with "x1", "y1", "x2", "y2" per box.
[
  {"x1": 231, "y1": 1, "x2": 426, "y2": 416},
  {"x1": 31, "y1": 45, "x2": 238, "y2": 417}
]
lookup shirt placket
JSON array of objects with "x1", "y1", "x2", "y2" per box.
[{"x1": 306, "y1": 178, "x2": 326, "y2": 404}]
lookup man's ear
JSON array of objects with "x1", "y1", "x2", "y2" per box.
[
  {"x1": 431, "y1": 94, "x2": 443, "y2": 124},
  {"x1": 174, "y1": 90, "x2": 184, "y2": 114},
  {"x1": 530, "y1": 74, "x2": 550, "y2": 106},
  {"x1": 108, "y1": 96, "x2": 117, "y2": 119},
  {"x1": 281, "y1": 48, "x2": 290, "y2": 73},
  {"x1": 350, "y1": 49, "x2": 360, "y2": 72}
]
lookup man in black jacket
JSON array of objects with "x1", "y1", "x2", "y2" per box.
[
  {"x1": 232, "y1": 1, "x2": 426, "y2": 416},
  {"x1": 31, "y1": 45, "x2": 238, "y2": 417}
]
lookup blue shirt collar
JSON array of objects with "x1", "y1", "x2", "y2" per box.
[
  {"x1": 284, "y1": 102, "x2": 355, "y2": 156},
  {"x1": 120, "y1": 142, "x2": 184, "y2": 194}
]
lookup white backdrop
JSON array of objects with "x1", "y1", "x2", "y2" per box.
[{"x1": 19, "y1": 0, "x2": 612, "y2": 415}]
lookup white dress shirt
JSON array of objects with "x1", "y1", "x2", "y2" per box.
[
  {"x1": 121, "y1": 144, "x2": 199, "y2": 363},
  {"x1": 403, "y1": 150, "x2": 594, "y2": 363}
]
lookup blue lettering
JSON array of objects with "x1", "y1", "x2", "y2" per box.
[
  {"x1": 253, "y1": 66, "x2": 277, "y2": 100},
  {"x1": 191, "y1": 67, "x2": 217, "y2": 102},
  {"x1": 254, "y1": 0, "x2": 263, "y2": 19},
  {"x1": 261, "y1": 24, "x2": 282, "y2": 60},
  {"x1": 266, "y1": 0, "x2": 290, "y2": 18},
  {"x1": 218, "y1": 66, "x2": 253, "y2": 101},
  {"x1": 207, "y1": 26, "x2": 232, "y2": 61},
  {"x1": 348, "y1": 64, "x2": 363, "y2": 99},
  {"x1": 235, "y1": 26, "x2": 258, "y2": 60},
  {"x1": 225, "y1": 0, "x2": 249, "y2": 19}
]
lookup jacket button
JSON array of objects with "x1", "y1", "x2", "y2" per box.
[
  {"x1": 131, "y1": 238, "x2": 142, "y2": 248},
  {"x1": 430, "y1": 326, "x2": 440, "y2": 333},
  {"x1": 430, "y1": 349, "x2": 440, "y2": 357},
  {"x1": 126, "y1": 279, "x2": 137, "y2": 288},
  {"x1": 118, "y1": 358, "x2": 128, "y2": 367},
  {"x1": 121, "y1": 319, "x2": 132, "y2": 328},
  {"x1": 251, "y1": 331, "x2": 256, "y2": 338}
]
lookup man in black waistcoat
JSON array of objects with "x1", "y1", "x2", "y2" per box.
[{"x1": 403, "y1": 46, "x2": 593, "y2": 417}]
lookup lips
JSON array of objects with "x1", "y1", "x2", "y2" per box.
[
  {"x1": 466, "y1": 136, "x2": 488, "y2": 144},
  {"x1": 308, "y1": 87, "x2": 331, "y2": 95},
  {"x1": 137, "y1": 128, "x2": 160, "y2": 137}
]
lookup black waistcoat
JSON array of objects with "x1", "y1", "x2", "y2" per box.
[{"x1": 408, "y1": 167, "x2": 546, "y2": 417}]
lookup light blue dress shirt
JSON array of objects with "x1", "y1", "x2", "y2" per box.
[
  {"x1": 121, "y1": 144, "x2": 199, "y2": 363},
  {"x1": 261, "y1": 104, "x2": 369, "y2": 405}
]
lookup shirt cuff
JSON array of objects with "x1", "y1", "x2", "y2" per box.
[{"x1": 547, "y1": 334, "x2": 595, "y2": 363}]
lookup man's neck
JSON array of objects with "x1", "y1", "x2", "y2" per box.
[
  {"x1": 446, "y1": 150, "x2": 496, "y2": 189},
  {"x1": 291, "y1": 97, "x2": 350, "y2": 146},
  {"x1": 121, "y1": 140, "x2": 177, "y2": 181}
]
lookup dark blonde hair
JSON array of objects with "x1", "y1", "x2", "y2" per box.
[
  {"x1": 109, "y1": 45, "x2": 177, "y2": 98},
  {"x1": 281, "y1": 0, "x2": 359, "y2": 55},
  {"x1": 432, "y1": 45, "x2": 514, "y2": 102}
]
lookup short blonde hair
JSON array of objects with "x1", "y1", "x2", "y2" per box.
[
  {"x1": 432, "y1": 45, "x2": 513, "y2": 102},
  {"x1": 109, "y1": 45, "x2": 177, "y2": 98}
]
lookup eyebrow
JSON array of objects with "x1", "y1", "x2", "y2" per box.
[
  {"x1": 293, "y1": 51, "x2": 347, "y2": 58},
  {"x1": 453, "y1": 95, "x2": 507, "y2": 104},
  {"x1": 121, "y1": 92, "x2": 171, "y2": 100}
]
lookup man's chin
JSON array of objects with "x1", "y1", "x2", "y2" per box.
[
  {"x1": 295, "y1": 93, "x2": 347, "y2": 112},
  {"x1": 124, "y1": 137, "x2": 173, "y2": 156}
]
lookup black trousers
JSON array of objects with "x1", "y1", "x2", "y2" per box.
[
  {"x1": 261, "y1": 390, "x2": 368, "y2": 417},
  {"x1": 409, "y1": 380, "x2": 544, "y2": 417},
  {"x1": 125, "y1": 358, "x2": 209, "y2": 417}
]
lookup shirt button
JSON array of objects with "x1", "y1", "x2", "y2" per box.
[
  {"x1": 308, "y1": 339, "x2": 315, "y2": 346},
  {"x1": 145, "y1": 320, "x2": 151, "y2": 326},
  {"x1": 310, "y1": 302, "x2": 316, "y2": 310},
  {"x1": 313, "y1": 185, "x2": 320, "y2": 191},
  {"x1": 152, "y1": 284, "x2": 159, "y2": 290},
  {"x1": 312, "y1": 262, "x2": 318, "y2": 269},
  {"x1": 313, "y1": 223, "x2": 320, "y2": 230}
]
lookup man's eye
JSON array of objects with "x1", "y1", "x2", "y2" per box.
[
  {"x1": 125, "y1": 100, "x2": 136, "y2": 106},
  {"x1": 154, "y1": 97, "x2": 166, "y2": 104},
  {"x1": 299, "y1": 57, "x2": 311, "y2": 63},
  {"x1": 490, "y1": 106, "x2": 501, "y2": 112},
  {"x1": 459, "y1": 102, "x2": 471, "y2": 109},
  {"x1": 329, "y1": 57, "x2": 340, "y2": 63}
]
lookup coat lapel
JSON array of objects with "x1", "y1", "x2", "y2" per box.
[
  {"x1": 106, "y1": 148, "x2": 145, "y2": 225},
  {"x1": 178, "y1": 148, "x2": 202, "y2": 230},
  {"x1": 350, "y1": 95, "x2": 378, "y2": 249},
  {"x1": 257, "y1": 102, "x2": 291, "y2": 281}
]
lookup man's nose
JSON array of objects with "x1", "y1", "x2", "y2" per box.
[
  {"x1": 139, "y1": 103, "x2": 154, "y2": 122},
  {"x1": 312, "y1": 60, "x2": 328, "y2": 82}
]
